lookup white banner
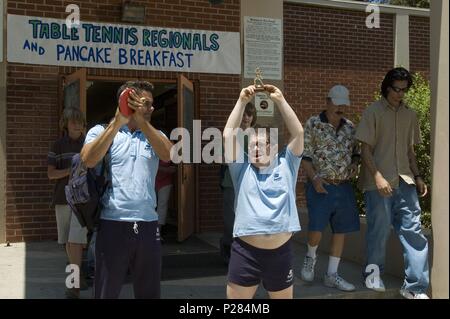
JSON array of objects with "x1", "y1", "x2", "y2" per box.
[{"x1": 7, "y1": 14, "x2": 241, "y2": 74}]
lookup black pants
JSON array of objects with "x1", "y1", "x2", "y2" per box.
[{"x1": 94, "y1": 220, "x2": 161, "y2": 299}]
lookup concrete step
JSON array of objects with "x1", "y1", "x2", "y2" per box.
[
  {"x1": 197, "y1": 232, "x2": 404, "y2": 299},
  {"x1": 0, "y1": 234, "x2": 404, "y2": 299}
]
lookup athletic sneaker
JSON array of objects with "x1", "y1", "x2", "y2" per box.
[
  {"x1": 365, "y1": 273, "x2": 386, "y2": 292},
  {"x1": 400, "y1": 289, "x2": 430, "y2": 299},
  {"x1": 300, "y1": 256, "x2": 317, "y2": 282},
  {"x1": 324, "y1": 273, "x2": 355, "y2": 291}
]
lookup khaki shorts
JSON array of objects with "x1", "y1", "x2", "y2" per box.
[{"x1": 55, "y1": 205, "x2": 88, "y2": 244}]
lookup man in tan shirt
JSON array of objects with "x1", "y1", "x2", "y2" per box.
[{"x1": 356, "y1": 67, "x2": 429, "y2": 299}]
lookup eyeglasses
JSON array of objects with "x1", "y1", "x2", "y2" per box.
[{"x1": 390, "y1": 86, "x2": 409, "y2": 93}]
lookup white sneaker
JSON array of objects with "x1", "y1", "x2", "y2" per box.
[
  {"x1": 324, "y1": 273, "x2": 356, "y2": 292},
  {"x1": 400, "y1": 289, "x2": 430, "y2": 299},
  {"x1": 365, "y1": 274, "x2": 386, "y2": 292},
  {"x1": 300, "y1": 256, "x2": 317, "y2": 282}
]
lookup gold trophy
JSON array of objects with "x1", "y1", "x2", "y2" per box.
[
  {"x1": 254, "y1": 67, "x2": 265, "y2": 92},
  {"x1": 254, "y1": 67, "x2": 270, "y2": 109}
]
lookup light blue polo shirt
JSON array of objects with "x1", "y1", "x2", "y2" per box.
[
  {"x1": 228, "y1": 147, "x2": 302, "y2": 237},
  {"x1": 85, "y1": 124, "x2": 161, "y2": 222}
]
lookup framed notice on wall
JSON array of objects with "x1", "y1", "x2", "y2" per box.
[{"x1": 244, "y1": 16, "x2": 282, "y2": 80}]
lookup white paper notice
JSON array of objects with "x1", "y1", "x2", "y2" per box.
[
  {"x1": 255, "y1": 92, "x2": 274, "y2": 117},
  {"x1": 244, "y1": 16, "x2": 282, "y2": 80}
]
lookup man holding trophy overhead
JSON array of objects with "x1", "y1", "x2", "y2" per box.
[{"x1": 223, "y1": 69, "x2": 304, "y2": 299}]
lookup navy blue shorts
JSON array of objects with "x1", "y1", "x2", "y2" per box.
[
  {"x1": 227, "y1": 238, "x2": 294, "y2": 292},
  {"x1": 306, "y1": 181, "x2": 360, "y2": 233}
]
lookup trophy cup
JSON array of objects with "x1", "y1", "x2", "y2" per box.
[{"x1": 254, "y1": 67, "x2": 265, "y2": 92}]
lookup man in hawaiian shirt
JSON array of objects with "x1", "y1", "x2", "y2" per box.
[{"x1": 300, "y1": 85, "x2": 360, "y2": 292}]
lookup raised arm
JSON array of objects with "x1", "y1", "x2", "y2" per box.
[
  {"x1": 223, "y1": 85, "x2": 256, "y2": 163},
  {"x1": 138, "y1": 121, "x2": 172, "y2": 161},
  {"x1": 264, "y1": 85, "x2": 304, "y2": 156},
  {"x1": 80, "y1": 109, "x2": 127, "y2": 168},
  {"x1": 126, "y1": 90, "x2": 173, "y2": 161}
]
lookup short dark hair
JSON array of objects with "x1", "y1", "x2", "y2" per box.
[
  {"x1": 117, "y1": 81, "x2": 155, "y2": 102},
  {"x1": 381, "y1": 67, "x2": 413, "y2": 98},
  {"x1": 244, "y1": 102, "x2": 257, "y2": 127}
]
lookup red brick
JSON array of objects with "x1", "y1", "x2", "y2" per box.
[
  {"x1": 5, "y1": 0, "x2": 429, "y2": 242},
  {"x1": 410, "y1": 16, "x2": 430, "y2": 79}
]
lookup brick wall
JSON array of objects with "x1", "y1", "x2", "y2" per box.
[
  {"x1": 284, "y1": 3, "x2": 396, "y2": 207},
  {"x1": 6, "y1": 0, "x2": 240, "y2": 242},
  {"x1": 284, "y1": 4, "x2": 430, "y2": 208},
  {"x1": 5, "y1": 1, "x2": 430, "y2": 242},
  {"x1": 410, "y1": 16, "x2": 430, "y2": 79},
  {"x1": 6, "y1": 64, "x2": 60, "y2": 242}
]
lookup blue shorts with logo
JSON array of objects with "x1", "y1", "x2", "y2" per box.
[
  {"x1": 305, "y1": 181, "x2": 360, "y2": 233},
  {"x1": 227, "y1": 238, "x2": 294, "y2": 292}
]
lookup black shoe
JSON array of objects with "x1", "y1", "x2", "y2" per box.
[
  {"x1": 80, "y1": 276, "x2": 89, "y2": 290},
  {"x1": 159, "y1": 225, "x2": 168, "y2": 237},
  {"x1": 65, "y1": 288, "x2": 80, "y2": 299}
]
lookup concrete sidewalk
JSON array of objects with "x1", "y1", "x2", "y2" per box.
[{"x1": 0, "y1": 233, "x2": 403, "y2": 299}]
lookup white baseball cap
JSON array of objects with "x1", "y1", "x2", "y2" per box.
[{"x1": 328, "y1": 85, "x2": 351, "y2": 106}]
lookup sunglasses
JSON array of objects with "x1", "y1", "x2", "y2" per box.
[{"x1": 390, "y1": 86, "x2": 409, "y2": 93}]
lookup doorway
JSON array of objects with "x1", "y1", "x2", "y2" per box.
[{"x1": 62, "y1": 70, "x2": 197, "y2": 242}]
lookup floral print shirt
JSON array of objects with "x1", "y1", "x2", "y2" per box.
[{"x1": 303, "y1": 111, "x2": 360, "y2": 180}]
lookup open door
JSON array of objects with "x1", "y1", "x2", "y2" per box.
[
  {"x1": 177, "y1": 74, "x2": 196, "y2": 242},
  {"x1": 63, "y1": 68, "x2": 87, "y2": 114}
]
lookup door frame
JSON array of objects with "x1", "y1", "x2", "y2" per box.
[
  {"x1": 58, "y1": 71, "x2": 200, "y2": 235},
  {"x1": 61, "y1": 68, "x2": 87, "y2": 114},
  {"x1": 193, "y1": 80, "x2": 200, "y2": 233},
  {"x1": 177, "y1": 74, "x2": 197, "y2": 241}
]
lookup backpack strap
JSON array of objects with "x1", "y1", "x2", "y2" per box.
[{"x1": 99, "y1": 123, "x2": 111, "y2": 192}]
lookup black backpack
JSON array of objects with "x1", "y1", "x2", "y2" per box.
[{"x1": 65, "y1": 128, "x2": 110, "y2": 232}]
